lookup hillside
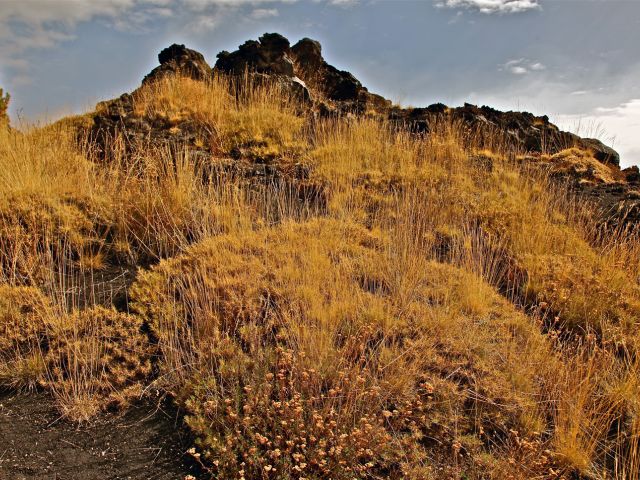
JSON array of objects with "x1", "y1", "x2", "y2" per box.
[{"x1": 1, "y1": 33, "x2": 640, "y2": 480}]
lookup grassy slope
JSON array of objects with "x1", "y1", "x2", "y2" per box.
[{"x1": 0, "y1": 76, "x2": 639, "y2": 479}]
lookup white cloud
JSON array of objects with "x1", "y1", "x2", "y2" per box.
[
  {"x1": 0, "y1": 1, "x2": 156, "y2": 57},
  {"x1": 436, "y1": 0, "x2": 541, "y2": 14},
  {"x1": 500, "y1": 58, "x2": 546, "y2": 75},
  {"x1": 0, "y1": 0, "x2": 296, "y2": 54},
  {"x1": 250, "y1": 8, "x2": 280, "y2": 19},
  {"x1": 186, "y1": 14, "x2": 225, "y2": 32},
  {"x1": 0, "y1": 0, "x2": 305, "y2": 81}
]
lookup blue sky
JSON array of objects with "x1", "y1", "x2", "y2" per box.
[{"x1": 1, "y1": 0, "x2": 639, "y2": 166}]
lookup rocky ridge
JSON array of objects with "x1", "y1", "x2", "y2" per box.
[{"x1": 91, "y1": 32, "x2": 639, "y2": 229}]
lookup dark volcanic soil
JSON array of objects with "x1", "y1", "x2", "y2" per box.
[{"x1": 0, "y1": 391, "x2": 202, "y2": 480}]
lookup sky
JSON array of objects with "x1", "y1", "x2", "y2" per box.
[{"x1": 1, "y1": 0, "x2": 639, "y2": 167}]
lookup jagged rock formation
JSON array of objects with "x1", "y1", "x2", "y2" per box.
[
  {"x1": 289, "y1": 37, "x2": 390, "y2": 110},
  {"x1": 215, "y1": 33, "x2": 311, "y2": 103},
  {"x1": 90, "y1": 93, "x2": 208, "y2": 161},
  {"x1": 88, "y1": 32, "x2": 638, "y2": 227},
  {"x1": 391, "y1": 103, "x2": 620, "y2": 166},
  {"x1": 143, "y1": 43, "x2": 212, "y2": 85},
  {"x1": 216, "y1": 33, "x2": 295, "y2": 77},
  {"x1": 214, "y1": 33, "x2": 389, "y2": 111}
]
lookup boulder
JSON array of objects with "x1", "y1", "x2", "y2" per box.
[
  {"x1": 143, "y1": 44, "x2": 212, "y2": 84},
  {"x1": 215, "y1": 33, "x2": 310, "y2": 102},
  {"x1": 89, "y1": 93, "x2": 210, "y2": 160},
  {"x1": 291, "y1": 37, "x2": 390, "y2": 110},
  {"x1": 290, "y1": 38, "x2": 323, "y2": 72},
  {"x1": 623, "y1": 166, "x2": 640, "y2": 184},
  {"x1": 215, "y1": 33, "x2": 295, "y2": 77},
  {"x1": 578, "y1": 138, "x2": 620, "y2": 166},
  {"x1": 214, "y1": 33, "x2": 390, "y2": 111}
]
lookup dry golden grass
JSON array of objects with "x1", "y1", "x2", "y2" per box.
[
  {"x1": 0, "y1": 124, "x2": 111, "y2": 283},
  {"x1": 0, "y1": 284, "x2": 151, "y2": 420},
  {"x1": 541, "y1": 147, "x2": 619, "y2": 184},
  {"x1": 131, "y1": 218, "x2": 561, "y2": 478},
  {"x1": 132, "y1": 76, "x2": 306, "y2": 162},
  {"x1": 43, "y1": 306, "x2": 153, "y2": 420},
  {"x1": 0, "y1": 74, "x2": 639, "y2": 478},
  {"x1": 0, "y1": 284, "x2": 51, "y2": 388}
]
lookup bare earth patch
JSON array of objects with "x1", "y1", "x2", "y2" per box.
[{"x1": 0, "y1": 391, "x2": 201, "y2": 480}]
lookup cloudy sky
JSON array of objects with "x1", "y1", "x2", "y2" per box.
[{"x1": 1, "y1": 0, "x2": 639, "y2": 166}]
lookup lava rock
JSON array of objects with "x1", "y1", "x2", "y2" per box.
[
  {"x1": 578, "y1": 138, "x2": 620, "y2": 166},
  {"x1": 215, "y1": 33, "x2": 311, "y2": 102},
  {"x1": 291, "y1": 37, "x2": 390, "y2": 109},
  {"x1": 623, "y1": 166, "x2": 640, "y2": 183},
  {"x1": 143, "y1": 44, "x2": 212, "y2": 84},
  {"x1": 215, "y1": 33, "x2": 295, "y2": 76}
]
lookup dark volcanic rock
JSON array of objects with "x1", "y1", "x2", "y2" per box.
[
  {"x1": 290, "y1": 38, "x2": 323, "y2": 72},
  {"x1": 216, "y1": 33, "x2": 295, "y2": 76},
  {"x1": 521, "y1": 149, "x2": 639, "y2": 229},
  {"x1": 291, "y1": 37, "x2": 362, "y2": 101},
  {"x1": 623, "y1": 165, "x2": 640, "y2": 183},
  {"x1": 291, "y1": 37, "x2": 391, "y2": 110},
  {"x1": 392, "y1": 102, "x2": 580, "y2": 153},
  {"x1": 291, "y1": 38, "x2": 359, "y2": 101},
  {"x1": 576, "y1": 183, "x2": 640, "y2": 228},
  {"x1": 215, "y1": 33, "x2": 311, "y2": 102},
  {"x1": 391, "y1": 102, "x2": 625, "y2": 171},
  {"x1": 143, "y1": 43, "x2": 212, "y2": 84},
  {"x1": 579, "y1": 138, "x2": 620, "y2": 166},
  {"x1": 89, "y1": 93, "x2": 210, "y2": 161},
  {"x1": 214, "y1": 33, "x2": 390, "y2": 111}
]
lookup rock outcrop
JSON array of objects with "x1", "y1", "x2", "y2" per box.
[
  {"x1": 214, "y1": 33, "x2": 389, "y2": 111},
  {"x1": 143, "y1": 43, "x2": 212, "y2": 84},
  {"x1": 523, "y1": 148, "x2": 640, "y2": 228},
  {"x1": 215, "y1": 33, "x2": 311, "y2": 103},
  {"x1": 215, "y1": 33, "x2": 295, "y2": 77},
  {"x1": 391, "y1": 103, "x2": 620, "y2": 166},
  {"x1": 90, "y1": 93, "x2": 209, "y2": 161},
  {"x1": 290, "y1": 37, "x2": 390, "y2": 110}
]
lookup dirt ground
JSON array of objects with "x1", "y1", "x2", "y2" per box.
[{"x1": 0, "y1": 390, "x2": 203, "y2": 480}]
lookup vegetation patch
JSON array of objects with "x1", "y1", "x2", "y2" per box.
[
  {"x1": 1, "y1": 71, "x2": 639, "y2": 478},
  {"x1": 131, "y1": 219, "x2": 564, "y2": 478},
  {"x1": 0, "y1": 285, "x2": 152, "y2": 420}
]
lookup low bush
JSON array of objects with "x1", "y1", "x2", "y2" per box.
[
  {"x1": 132, "y1": 218, "x2": 559, "y2": 478},
  {"x1": 0, "y1": 286, "x2": 152, "y2": 420}
]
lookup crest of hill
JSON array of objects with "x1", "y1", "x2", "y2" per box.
[
  {"x1": 140, "y1": 33, "x2": 617, "y2": 163},
  {"x1": 88, "y1": 32, "x2": 640, "y2": 228}
]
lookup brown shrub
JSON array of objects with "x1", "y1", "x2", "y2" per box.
[{"x1": 43, "y1": 307, "x2": 153, "y2": 420}]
